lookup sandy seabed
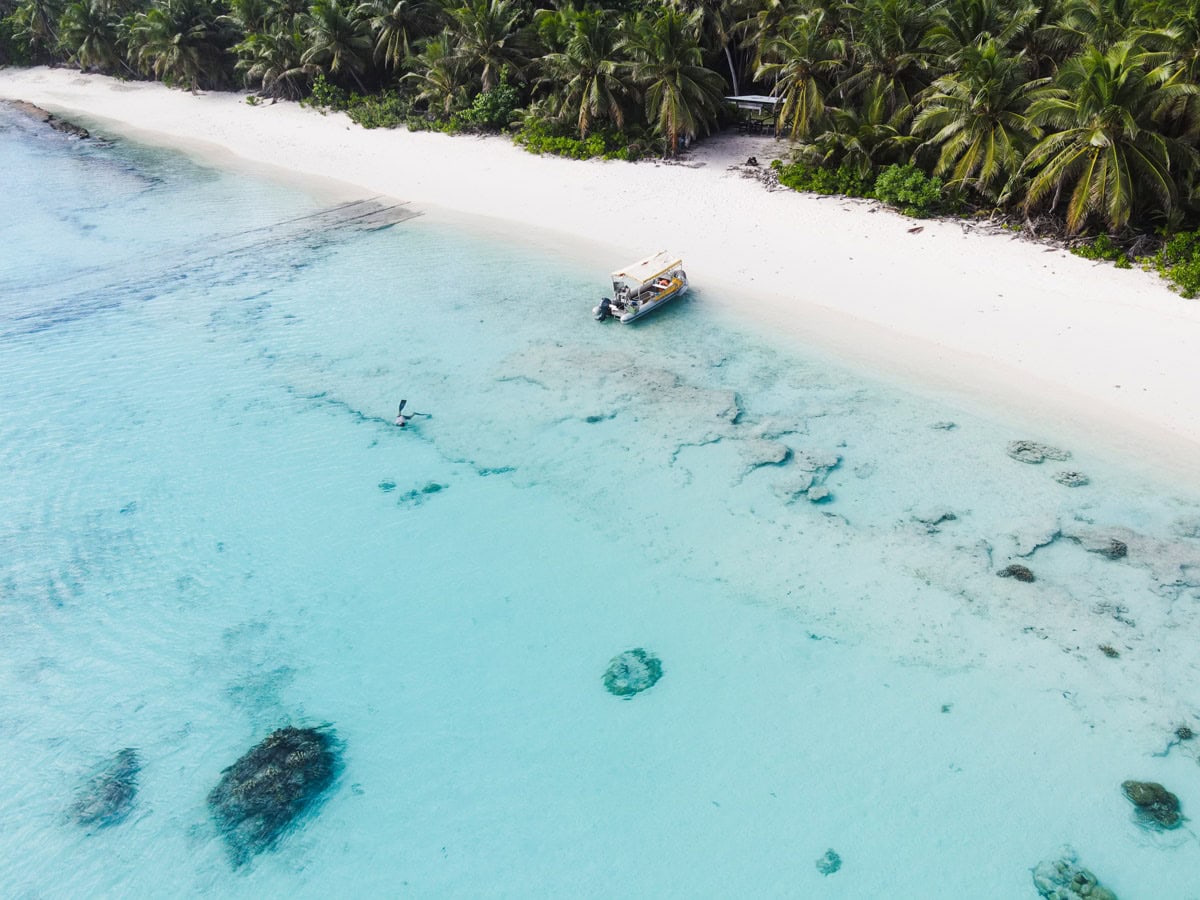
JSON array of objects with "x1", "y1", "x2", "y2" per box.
[{"x1": 4, "y1": 65, "x2": 1200, "y2": 478}]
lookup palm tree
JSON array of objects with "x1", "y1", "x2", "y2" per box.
[
  {"x1": 357, "y1": 0, "x2": 430, "y2": 71},
  {"x1": 444, "y1": 0, "x2": 527, "y2": 91},
  {"x1": 754, "y1": 7, "x2": 843, "y2": 140},
  {"x1": 58, "y1": 0, "x2": 123, "y2": 71},
  {"x1": 806, "y1": 80, "x2": 917, "y2": 177},
  {"x1": 126, "y1": 0, "x2": 236, "y2": 90},
  {"x1": 302, "y1": 0, "x2": 372, "y2": 91},
  {"x1": 621, "y1": 8, "x2": 726, "y2": 156},
  {"x1": 1023, "y1": 41, "x2": 1199, "y2": 231},
  {"x1": 404, "y1": 29, "x2": 469, "y2": 115},
  {"x1": 9, "y1": 0, "x2": 65, "y2": 61},
  {"x1": 923, "y1": 0, "x2": 1038, "y2": 62},
  {"x1": 535, "y1": 7, "x2": 629, "y2": 138},
  {"x1": 668, "y1": 0, "x2": 745, "y2": 95},
  {"x1": 914, "y1": 40, "x2": 1048, "y2": 201},
  {"x1": 235, "y1": 28, "x2": 315, "y2": 98},
  {"x1": 838, "y1": 0, "x2": 935, "y2": 113}
]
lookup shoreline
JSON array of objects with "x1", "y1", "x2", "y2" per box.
[{"x1": 5, "y1": 66, "x2": 1200, "y2": 480}]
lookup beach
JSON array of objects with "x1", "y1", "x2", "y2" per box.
[{"x1": 3, "y1": 66, "x2": 1200, "y2": 476}]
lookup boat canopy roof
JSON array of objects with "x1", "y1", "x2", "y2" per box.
[{"x1": 612, "y1": 251, "x2": 682, "y2": 286}]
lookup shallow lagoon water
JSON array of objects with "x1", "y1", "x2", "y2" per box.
[{"x1": 2, "y1": 106, "x2": 1200, "y2": 897}]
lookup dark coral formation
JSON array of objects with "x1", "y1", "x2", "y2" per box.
[
  {"x1": 603, "y1": 649, "x2": 663, "y2": 698},
  {"x1": 1054, "y1": 471, "x2": 1090, "y2": 487},
  {"x1": 815, "y1": 849, "x2": 842, "y2": 875},
  {"x1": 1089, "y1": 539, "x2": 1128, "y2": 560},
  {"x1": 998, "y1": 564, "x2": 1036, "y2": 582},
  {"x1": 71, "y1": 748, "x2": 140, "y2": 828},
  {"x1": 208, "y1": 726, "x2": 340, "y2": 865},
  {"x1": 1032, "y1": 846, "x2": 1117, "y2": 899},
  {"x1": 1007, "y1": 440, "x2": 1071, "y2": 464},
  {"x1": 1122, "y1": 780, "x2": 1182, "y2": 830}
]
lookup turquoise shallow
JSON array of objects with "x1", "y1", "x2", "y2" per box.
[{"x1": 3, "y1": 105, "x2": 1200, "y2": 897}]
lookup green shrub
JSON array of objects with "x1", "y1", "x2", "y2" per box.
[
  {"x1": 1154, "y1": 230, "x2": 1200, "y2": 297},
  {"x1": 303, "y1": 74, "x2": 347, "y2": 112},
  {"x1": 457, "y1": 79, "x2": 520, "y2": 131},
  {"x1": 514, "y1": 120, "x2": 641, "y2": 161},
  {"x1": 873, "y1": 164, "x2": 944, "y2": 217},
  {"x1": 775, "y1": 161, "x2": 873, "y2": 197},
  {"x1": 1071, "y1": 233, "x2": 1130, "y2": 268},
  {"x1": 345, "y1": 91, "x2": 410, "y2": 129}
]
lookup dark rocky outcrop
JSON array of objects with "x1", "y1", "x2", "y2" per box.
[
  {"x1": 71, "y1": 748, "x2": 140, "y2": 828},
  {"x1": 1007, "y1": 440, "x2": 1071, "y2": 464},
  {"x1": 603, "y1": 649, "x2": 663, "y2": 698},
  {"x1": 4, "y1": 100, "x2": 90, "y2": 138},
  {"x1": 1122, "y1": 780, "x2": 1182, "y2": 830},
  {"x1": 1032, "y1": 846, "x2": 1117, "y2": 899},
  {"x1": 998, "y1": 564, "x2": 1036, "y2": 582},
  {"x1": 208, "y1": 726, "x2": 340, "y2": 865}
]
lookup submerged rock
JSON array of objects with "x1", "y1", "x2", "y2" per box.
[
  {"x1": 806, "y1": 486, "x2": 833, "y2": 503},
  {"x1": 603, "y1": 649, "x2": 663, "y2": 698},
  {"x1": 998, "y1": 564, "x2": 1036, "y2": 583},
  {"x1": 1007, "y1": 440, "x2": 1071, "y2": 464},
  {"x1": 1122, "y1": 780, "x2": 1182, "y2": 830},
  {"x1": 1055, "y1": 471, "x2": 1090, "y2": 487},
  {"x1": 71, "y1": 748, "x2": 140, "y2": 828},
  {"x1": 208, "y1": 726, "x2": 340, "y2": 865},
  {"x1": 1032, "y1": 846, "x2": 1117, "y2": 900},
  {"x1": 739, "y1": 438, "x2": 791, "y2": 470},
  {"x1": 815, "y1": 849, "x2": 841, "y2": 875},
  {"x1": 929, "y1": 421, "x2": 957, "y2": 431},
  {"x1": 1089, "y1": 538, "x2": 1128, "y2": 560}
]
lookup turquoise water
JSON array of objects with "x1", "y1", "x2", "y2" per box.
[{"x1": 3, "y1": 105, "x2": 1200, "y2": 897}]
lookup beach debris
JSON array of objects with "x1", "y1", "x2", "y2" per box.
[
  {"x1": 745, "y1": 156, "x2": 759, "y2": 166},
  {"x1": 1121, "y1": 780, "x2": 1183, "y2": 830},
  {"x1": 907, "y1": 225, "x2": 924, "y2": 234},
  {"x1": 603, "y1": 649, "x2": 663, "y2": 698},
  {"x1": 1054, "y1": 471, "x2": 1090, "y2": 487},
  {"x1": 998, "y1": 563, "x2": 1036, "y2": 582},
  {"x1": 815, "y1": 849, "x2": 842, "y2": 876},
  {"x1": 71, "y1": 748, "x2": 140, "y2": 829},
  {"x1": 208, "y1": 726, "x2": 341, "y2": 865},
  {"x1": 1032, "y1": 846, "x2": 1117, "y2": 900},
  {"x1": 1099, "y1": 644, "x2": 1120, "y2": 658},
  {"x1": 1007, "y1": 440, "x2": 1072, "y2": 464},
  {"x1": 929, "y1": 421, "x2": 957, "y2": 430}
]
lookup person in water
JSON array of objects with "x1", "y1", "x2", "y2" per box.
[{"x1": 394, "y1": 399, "x2": 430, "y2": 427}]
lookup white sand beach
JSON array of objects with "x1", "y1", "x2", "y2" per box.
[{"x1": 4, "y1": 66, "x2": 1199, "y2": 475}]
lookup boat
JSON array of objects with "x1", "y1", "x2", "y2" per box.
[{"x1": 593, "y1": 251, "x2": 688, "y2": 323}]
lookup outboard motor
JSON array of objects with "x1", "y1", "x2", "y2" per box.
[{"x1": 593, "y1": 297, "x2": 613, "y2": 321}]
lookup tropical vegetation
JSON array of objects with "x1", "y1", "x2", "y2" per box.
[{"x1": 9, "y1": 0, "x2": 1200, "y2": 256}]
